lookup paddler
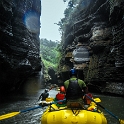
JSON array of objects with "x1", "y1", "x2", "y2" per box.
[
  {"x1": 38, "y1": 89, "x2": 49, "y2": 101},
  {"x1": 54, "y1": 86, "x2": 66, "y2": 107},
  {"x1": 64, "y1": 68, "x2": 89, "y2": 108}
]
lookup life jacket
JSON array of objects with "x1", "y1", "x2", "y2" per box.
[
  {"x1": 66, "y1": 79, "x2": 82, "y2": 100},
  {"x1": 56, "y1": 93, "x2": 65, "y2": 104},
  {"x1": 84, "y1": 93, "x2": 93, "y2": 104},
  {"x1": 41, "y1": 92, "x2": 49, "y2": 100}
]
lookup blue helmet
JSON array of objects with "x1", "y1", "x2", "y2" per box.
[{"x1": 70, "y1": 68, "x2": 77, "y2": 76}]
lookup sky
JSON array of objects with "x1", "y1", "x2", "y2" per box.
[{"x1": 39, "y1": 0, "x2": 68, "y2": 41}]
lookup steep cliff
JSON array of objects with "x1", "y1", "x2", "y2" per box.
[
  {"x1": 58, "y1": 0, "x2": 124, "y2": 95},
  {"x1": 0, "y1": 0, "x2": 41, "y2": 95}
]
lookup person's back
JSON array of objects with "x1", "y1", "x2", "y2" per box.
[
  {"x1": 38, "y1": 89, "x2": 49, "y2": 101},
  {"x1": 41, "y1": 92, "x2": 49, "y2": 101},
  {"x1": 64, "y1": 69, "x2": 88, "y2": 108},
  {"x1": 65, "y1": 78, "x2": 84, "y2": 100},
  {"x1": 55, "y1": 86, "x2": 66, "y2": 106}
]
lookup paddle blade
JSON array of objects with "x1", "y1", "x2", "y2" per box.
[
  {"x1": 0, "y1": 112, "x2": 20, "y2": 120},
  {"x1": 120, "y1": 119, "x2": 124, "y2": 124},
  {"x1": 94, "y1": 98, "x2": 101, "y2": 103}
]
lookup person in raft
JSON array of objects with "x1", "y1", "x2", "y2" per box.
[
  {"x1": 38, "y1": 89, "x2": 49, "y2": 101},
  {"x1": 64, "y1": 68, "x2": 89, "y2": 108},
  {"x1": 54, "y1": 86, "x2": 66, "y2": 107}
]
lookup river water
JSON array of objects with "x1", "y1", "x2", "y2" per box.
[{"x1": 0, "y1": 73, "x2": 124, "y2": 124}]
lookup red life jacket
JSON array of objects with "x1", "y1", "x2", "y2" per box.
[{"x1": 56, "y1": 93, "x2": 65, "y2": 104}]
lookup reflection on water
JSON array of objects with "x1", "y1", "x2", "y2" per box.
[
  {"x1": 95, "y1": 94, "x2": 124, "y2": 124},
  {"x1": 0, "y1": 89, "x2": 58, "y2": 124},
  {"x1": 0, "y1": 74, "x2": 124, "y2": 124}
]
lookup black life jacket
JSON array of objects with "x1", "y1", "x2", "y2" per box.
[
  {"x1": 66, "y1": 79, "x2": 82, "y2": 100},
  {"x1": 41, "y1": 92, "x2": 49, "y2": 100}
]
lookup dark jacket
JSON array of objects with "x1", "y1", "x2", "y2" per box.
[
  {"x1": 65, "y1": 79, "x2": 83, "y2": 100},
  {"x1": 64, "y1": 76, "x2": 88, "y2": 100},
  {"x1": 39, "y1": 92, "x2": 49, "y2": 101}
]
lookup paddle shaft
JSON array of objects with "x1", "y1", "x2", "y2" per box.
[
  {"x1": 49, "y1": 86, "x2": 54, "y2": 91},
  {"x1": 85, "y1": 94, "x2": 119, "y2": 121},
  {"x1": 20, "y1": 106, "x2": 41, "y2": 113},
  {"x1": 0, "y1": 106, "x2": 41, "y2": 120},
  {"x1": 21, "y1": 98, "x2": 65, "y2": 113}
]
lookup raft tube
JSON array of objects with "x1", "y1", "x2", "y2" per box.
[{"x1": 41, "y1": 104, "x2": 107, "y2": 124}]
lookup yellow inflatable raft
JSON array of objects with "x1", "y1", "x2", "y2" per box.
[{"x1": 41, "y1": 98, "x2": 107, "y2": 124}]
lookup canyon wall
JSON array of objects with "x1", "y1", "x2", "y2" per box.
[
  {"x1": 0, "y1": 0, "x2": 41, "y2": 95},
  {"x1": 58, "y1": 0, "x2": 124, "y2": 95}
]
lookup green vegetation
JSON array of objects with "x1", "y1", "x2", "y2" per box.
[
  {"x1": 40, "y1": 0, "x2": 82, "y2": 71},
  {"x1": 57, "y1": 0, "x2": 83, "y2": 35},
  {"x1": 40, "y1": 38, "x2": 62, "y2": 71}
]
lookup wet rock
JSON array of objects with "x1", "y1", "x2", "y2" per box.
[
  {"x1": 58, "y1": 0, "x2": 124, "y2": 96},
  {"x1": 0, "y1": 0, "x2": 41, "y2": 95}
]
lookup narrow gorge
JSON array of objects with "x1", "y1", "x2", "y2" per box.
[{"x1": 0, "y1": 0, "x2": 124, "y2": 98}]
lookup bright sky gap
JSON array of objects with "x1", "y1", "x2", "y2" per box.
[{"x1": 39, "y1": 0, "x2": 68, "y2": 41}]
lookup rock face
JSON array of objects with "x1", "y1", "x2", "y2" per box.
[
  {"x1": 0, "y1": 0, "x2": 41, "y2": 95},
  {"x1": 59, "y1": 0, "x2": 124, "y2": 95},
  {"x1": 48, "y1": 67, "x2": 58, "y2": 84}
]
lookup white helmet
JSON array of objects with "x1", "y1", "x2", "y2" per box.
[{"x1": 45, "y1": 89, "x2": 48, "y2": 92}]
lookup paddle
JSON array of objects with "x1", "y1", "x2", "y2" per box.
[
  {"x1": 0, "y1": 105, "x2": 41, "y2": 120},
  {"x1": 0, "y1": 99, "x2": 66, "y2": 121},
  {"x1": 0, "y1": 88, "x2": 55, "y2": 120},
  {"x1": 85, "y1": 94, "x2": 124, "y2": 124},
  {"x1": 48, "y1": 86, "x2": 54, "y2": 91}
]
